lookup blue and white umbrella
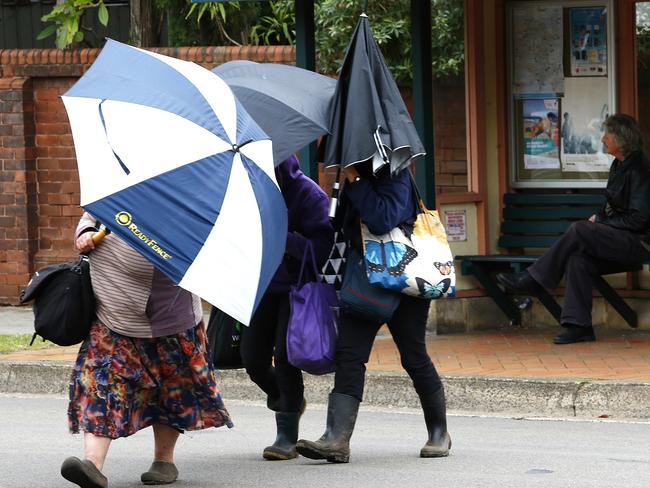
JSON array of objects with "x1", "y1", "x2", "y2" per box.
[{"x1": 61, "y1": 39, "x2": 287, "y2": 325}]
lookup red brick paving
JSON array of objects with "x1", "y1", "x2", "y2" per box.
[{"x1": 3, "y1": 329, "x2": 650, "y2": 381}]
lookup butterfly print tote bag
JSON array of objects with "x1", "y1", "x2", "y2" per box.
[{"x1": 360, "y1": 177, "x2": 456, "y2": 300}]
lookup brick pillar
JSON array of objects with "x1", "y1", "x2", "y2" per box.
[{"x1": 0, "y1": 77, "x2": 37, "y2": 305}]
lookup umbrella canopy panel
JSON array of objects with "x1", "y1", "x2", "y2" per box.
[
  {"x1": 213, "y1": 60, "x2": 336, "y2": 165},
  {"x1": 62, "y1": 40, "x2": 288, "y2": 325}
]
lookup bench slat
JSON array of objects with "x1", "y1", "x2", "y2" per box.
[
  {"x1": 498, "y1": 235, "x2": 559, "y2": 248},
  {"x1": 504, "y1": 193, "x2": 606, "y2": 206},
  {"x1": 501, "y1": 221, "x2": 571, "y2": 234},
  {"x1": 503, "y1": 207, "x2": 597, "y2": 220}
]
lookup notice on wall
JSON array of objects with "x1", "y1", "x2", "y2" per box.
[{"x1": 444, "y1": 210, "x2": 467, "y2": 242}]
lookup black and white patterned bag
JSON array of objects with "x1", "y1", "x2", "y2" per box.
[{"x1": 320, "y1": 231, "x2": 347, "y2": 290}]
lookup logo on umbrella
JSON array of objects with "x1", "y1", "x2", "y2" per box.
[
  {"x1": 115, "y1": 211, "x2": 132, "y2": 226},
  {"x1": 115, "y1": 211, "x2": 172, "y2": 261}
]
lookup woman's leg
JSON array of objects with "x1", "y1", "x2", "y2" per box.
[
  {"x1": 83, "y1": 432, "x2": 112, "y2": 470},
  {"x1": 61, "y1": 433, "x2": 111, "y2": 487},
  {"x1": 153, "y1": 424, "x2": 180, "y2": 463},
  {"x1": 263, "y1": 295, "x2": 305, "y2": 460},
  {"x1": 272, "y1": 294, "x2": 304, "y2": 412},
  {"x1": 333, "y1": 311, "x2": 383, "y2": 400},
  {"x1": 387, "y1": 296, "x2": 441, "y2": 396},
  {"x1": 296, "y1": 311, "x2": 380, "y2": 463},
  {"x1": 388, "y1": 296, "x2": 450, "y2": 457},
  {"x1": 240, "y1": 294, "x2": 281, "y2": 406}
]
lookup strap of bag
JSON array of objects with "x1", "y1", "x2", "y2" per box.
[
  {"x1": 407, "y1": 170, "x2": 428, "y2": 214},
  {"x1": 297, "y1": 240, "x2": 319, "y2": 287}
]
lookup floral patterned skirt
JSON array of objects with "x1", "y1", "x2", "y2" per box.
[{"x1": 68, "y1": 321, "x2": 232, "y2": 439}]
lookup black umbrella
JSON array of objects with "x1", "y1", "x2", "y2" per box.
[
  {"x1": 320, "y1": 13, "x2": 425, "y2": 175},
  {"x1": 213, "y1": 60, "x2": 336, "y2": 165}
]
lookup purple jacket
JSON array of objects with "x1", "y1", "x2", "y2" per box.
[{"x1": 267, "y1": 155, "x2": 334, "y2": 294}]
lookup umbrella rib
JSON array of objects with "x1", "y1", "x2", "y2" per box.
[{"x1": 98, "y1": 100, "x2": 131, "y2": 175}]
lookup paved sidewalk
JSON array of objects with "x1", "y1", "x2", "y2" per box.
[
  {"x1": 2, "y1": 306, "x2": 650, "y2": 419},
  {"x1": 4, "y1": 326, "x2": 650, "y2": 381}
]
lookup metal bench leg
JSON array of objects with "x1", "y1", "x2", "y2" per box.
[
  {"x1": 471, "y1": 263, "x2": 521, "y2": 325},
  {"x1": 593, "y1": 276, "x2": 638, "y2": 328},
  {"x1": 534, "y1": 288, "x2": 562, "y2": 325}
]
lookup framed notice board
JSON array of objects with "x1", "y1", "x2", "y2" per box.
[{"x1": 507, "y1": 0, "x2": 614, "y2": 188}]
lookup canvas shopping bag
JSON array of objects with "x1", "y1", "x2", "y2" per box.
[
  {"x1": 287, "y1": 242, "x2": 339, "y2": 375},
  {"x1": 361, "y1": 174, "x2": 456, "y2": 299}
]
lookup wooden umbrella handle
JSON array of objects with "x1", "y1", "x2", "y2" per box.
[{"x1": 91, "y1": 227, "x2": 107, "y2": 244}]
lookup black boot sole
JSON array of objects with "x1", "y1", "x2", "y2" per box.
[
  {"x1": 262, "y1": 446, "x2": 298, "y2": 461},
  {"x1": 296, "y1": 442, "x2": 349, "y2": 463}
]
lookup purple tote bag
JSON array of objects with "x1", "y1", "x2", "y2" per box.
[{"x1": 286, "y1": 242, "x2": 339, "y2": 375}]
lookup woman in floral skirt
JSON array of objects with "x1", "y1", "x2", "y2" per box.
[{"x1": 61, "y1": 212, "x2": 232, "y2": 488}]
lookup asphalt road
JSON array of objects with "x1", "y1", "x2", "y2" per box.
[{"x1": 1, "y1": 394, "x2": 649, "y2": 488}]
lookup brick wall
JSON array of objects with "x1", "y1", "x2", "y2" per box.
[
  {"x1": 433, "y1": 76, "x2": 468, "y2": 194},
  {"x1": 0, "y1": 45, "x2": 295, "y2": 304}
]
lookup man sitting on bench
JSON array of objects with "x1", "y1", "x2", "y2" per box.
[{"x1": 497, "y1": 114, "x2": 650, "y2": 344}]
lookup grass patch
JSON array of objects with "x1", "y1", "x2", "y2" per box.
[{"x1": 0, "y1": 334, "x2": 55, "y2": 353}]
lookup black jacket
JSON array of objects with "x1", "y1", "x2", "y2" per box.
[{"x1": 596, "y1": 151, "x2": 650, "y2": 242}]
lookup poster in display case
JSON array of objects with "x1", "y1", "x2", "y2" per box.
[{"x1": 507, "y1": 0, "x2": 613, "y2": 188}]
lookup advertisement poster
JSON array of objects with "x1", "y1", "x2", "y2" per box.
[
  {"x1": 522, "y1": 98, "x2": 561, "y2": 169},
  {"x1": 512, "y1": 5, "x2": 564, "y2": 94},
  {"x1": 443, "y1": 210, "x2": 467, "y2": 242},
  {"x1": 569, "y1": 7, "x2": 607, "y2": 77},
  {"x1": 560, "y1": 77, "x2": 612, "y2": 172}
]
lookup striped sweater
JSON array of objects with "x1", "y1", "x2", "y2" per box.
[{"x1": 76, "y1": 212, "x2": 203, "y2": 338}]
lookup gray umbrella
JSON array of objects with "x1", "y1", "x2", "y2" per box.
[{"x1": 213, "y1": 60, "x2": 336, "y2": 165}]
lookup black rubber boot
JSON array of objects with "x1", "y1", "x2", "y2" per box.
[
  {"x1": 295, "y1": 393, "x2": 360, "y2": 463},
  {"x1": 262, "y1": 411, "x2": 301, "y2": 460},
  {"x1": 419, "y1": 389, "x2": 452, "y2": 458}
]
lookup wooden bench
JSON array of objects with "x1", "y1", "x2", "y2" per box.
[{"x1": 456, "y1": 193, "x2": 641, "y2": 327}]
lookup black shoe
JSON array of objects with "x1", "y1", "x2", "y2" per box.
[
  {"x1": 496, "y1": 270, "x2": 543, "y2": 295},
  {"x1": 140, "y1": 461, "x2": 179, "y2": 485},
  {"x1": 553, "y1": 325, "x2": 596, "y2": 344},
  {"x1": 60, "y1": 457, "x2": 107, "y2": 488}
]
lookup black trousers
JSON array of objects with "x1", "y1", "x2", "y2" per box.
[
  {"x1": 333, "y1": 294, "x2": 442, "y2": 402},
  {"x1": 528, "y1": 221, "x2": 650, "y2": 327},
  {"x1": 240, "y1": 293, "x2": 304, "y2": 412}
]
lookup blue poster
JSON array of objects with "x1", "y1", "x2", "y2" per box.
[{"x1": 569, "y1": 7, "x2": 607, "y2": 76}]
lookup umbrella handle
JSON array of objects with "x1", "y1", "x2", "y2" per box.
[{"x1": 91, "y1": 228, "x2": 107, "y2": 244}]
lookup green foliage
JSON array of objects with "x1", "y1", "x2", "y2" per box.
[
  {"x1": 315, "y1": 0, "x2": 411, "y2": 82},
  {"x1": 38, "y1": 0, "x2": 109, "y2": 50},
  {"x1": 176, "y1": 0, "x2": 260, "y2": 46},
  {"x1": 35, "y1": 0, "x2": 464, "y2": 83},
  {"x1": 250, "y1": 1, "x2": 295, "y2": 45}
]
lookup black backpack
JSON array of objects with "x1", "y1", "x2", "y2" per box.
[{"x1": 20, "y1": 254, "x2": 95, "y2": 346}]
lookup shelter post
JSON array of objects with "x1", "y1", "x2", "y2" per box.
[{"x1": 410, "y1": 0, "x2": 435, "y2": 208}]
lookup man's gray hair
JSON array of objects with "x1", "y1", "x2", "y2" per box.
[{"x1": 602, "y1": 114, "x2": 644, "y2": 157}]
